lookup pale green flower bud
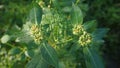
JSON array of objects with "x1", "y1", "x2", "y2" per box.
[
  {"x1": 78, "y1": 31, "x2": 92, "y2": 46},
  {"x1": 30, "y1": 24, "x2": 43, "y2": 43},
  {"x1": 73, "y1": 24, "x2": 84, "y2": 35}
]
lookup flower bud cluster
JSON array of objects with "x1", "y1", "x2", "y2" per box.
[
  {"x1": 78, "y1": 31, "x2": 92, "y2": 46},
  {"x1": 73, "y1": 24, "x2": 92, "y2": 46},
  {"x1": 73, "y1": 24, "x2": 84, "y2": 35},
  {"x1": 30, "y1": 24, "x2": 43, "y2": 43}
]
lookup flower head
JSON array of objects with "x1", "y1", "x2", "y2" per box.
[
  {"x1": 30, "y1": 24, "x2": 43, "y2": 43},
  {"x1": 73, "y1": 24, "x2": 84, "y2": 35},
  {"x1": 78, "y1": 31, "x2": 92, "y2": 46}
]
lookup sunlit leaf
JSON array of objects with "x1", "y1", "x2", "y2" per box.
[
  {"x1": 15, "y1": 31, "x2": 32, "y2": 43},
  {"x1": 14, "y1": 23, "x2": 33, "y2": 43},
  {"x1": 1, "y1": 34, "x2": 11, "y2": 44}
]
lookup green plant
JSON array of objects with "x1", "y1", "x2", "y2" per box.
[{"x1": 0, "y1": 0, "x2": 108, "y2": 68}]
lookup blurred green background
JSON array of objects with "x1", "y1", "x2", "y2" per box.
[{"x1": 0, "y1": 0, "x2": 120, "y2": 68}]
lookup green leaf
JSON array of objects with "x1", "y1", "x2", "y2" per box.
[
  {"x1": 62, "y1": 7, "x2": 72, "y2": 13},
  {"x1": 26, "y1": 55, "x2": 41, "y2": 68},
  {"x1": 27, "y1": 42, "x2": 38, "y2": 49},
  {"x1": 12, "y1": 61, "x2": 26, "y2": 68},
  {"x1": 59, "y1": 61, "x2": 65, "y2": 68},
  {"x1": 1, "y1": 34, "x2": 11, "y2": 44},
  {"x1": 20, "y1": 53, "x2": 26, "y2": 62},
  {"x1": 27, "y1": 3, "x2": 42, "y2": 24},
  {"x1": 83, "y1": 20, "x2": 97, "y2": 33},
  {"x1": 36, "y1": 58, "x2": 49, "y2": 68},
  {"x1": 52, "y1": 0, "x2": 60, "y2": 9},
  {"x1": 93, "y1": 28, "x2": 109, "y2": 40},
  {"x1": 40, "y1": 42, "x2": 59, "y2": 68},
  {"x1": 25, "y1": 50, "x2": 34, "y2": 58},
  {"x1": 83, "y1": 47, "x2": 104, "y2": 68},
  {"x1": 8, "y1": 47, "x2": 21, "y2": 55},
  {"x1": 15, "y1": 31, "x2": 32, "y2": 43},
  {"x1": 71, "y1": 4, "x2": 83, "y2": 24},
  {"x1": 15, "y1": 23, "x2": 33, "y2": 43},
  {"x1": 26, "y1": 54, "x2": 48, "y2": 68}
]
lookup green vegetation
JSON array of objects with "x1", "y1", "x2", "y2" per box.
[{"x1": 0, "y1": 0, "x2": 119, "y2": 68}]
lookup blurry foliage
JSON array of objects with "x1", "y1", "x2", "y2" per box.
[
  {"x1": 0, "y1": 0, "x2": 119, "y2": 68},
  {"x1": 84, "y1": 0, "x2": 120, "y2": 68},
  {"x1": 0, "y1": 0, "x2": 33, "y2": 67}
]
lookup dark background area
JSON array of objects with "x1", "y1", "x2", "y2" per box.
[
  {"x1": 85, "y1": 0, "x2": 120, "y2": 68},
  {"x1": 0, "y1": 0, "x2": 120, "y2": 68}
]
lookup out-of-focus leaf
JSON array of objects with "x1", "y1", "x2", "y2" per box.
[
  {"x1": 1, "y1": 34, "x2": 11, "y2": 44},
  {"x1": 83, "y1": 47, "x2": 104, "y2": 68},
  {"x1": 79, "y1": 4, "x2": 88, "y2": 13},
  {"x1": 40, "y1": 42, "x2": 59, "y2": 68},
  {"x1": 71, "y1": 4, "x2": 83, "y2": 24},
  {"x1": 52, "y1": 0, "x2": 60, "y2": 9},
  {"x1": 27, "y1": 3, "x2": 42, "y2": 24},
  {"x1": 15, "y1": 23, "x2": 33, "y2": 43},
  {"x1": 15, "y1": 32, "x2": 32, "y2": 43},
  {"x1": 20, "y1": 53, "x2": 26, "y2": 62},
  {"x1": 12, "y1": 61, "x2": 26, "y2": 68},
  {"x1": 62, "y1": 7, "x2": 72, "y2": 13},
  {"x1": 84, "y1": 20, "x2": 97, "y2": 33},
  {"x1": 8, "y1": 47, "x2": 21, "y2": 55},
  {"x1": 92, "y1": 28, "x2": 109, "y2": 40},
  {"x1": 8, "y1": 24, "x2": 21, "y2": 35},
  {"x1": 59, "y1": 61, "x2": 65, "y2": 68},
  {"x1": 59, "y1": 0, "x2": 74, "y2": 7}
]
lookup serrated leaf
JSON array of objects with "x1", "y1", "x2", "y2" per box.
[
  {"x1": 83, "y1": 47, "x2": 104, "y2": 68},
  {"x1": 40, "y1": 42, "x2": 59, "y2": 68},
  {"x1": 84, "y1": 20, "x2": 97, "y2": 33},
  {"x1": 71, "y1": 4, "x2": 83, "y2": 24},
  {"x1": 8, "y1": 47, "x2": 21, "y2": 55},
  {"x1": 27, "y1": 3, "x2": 42, "y2": 24}
]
